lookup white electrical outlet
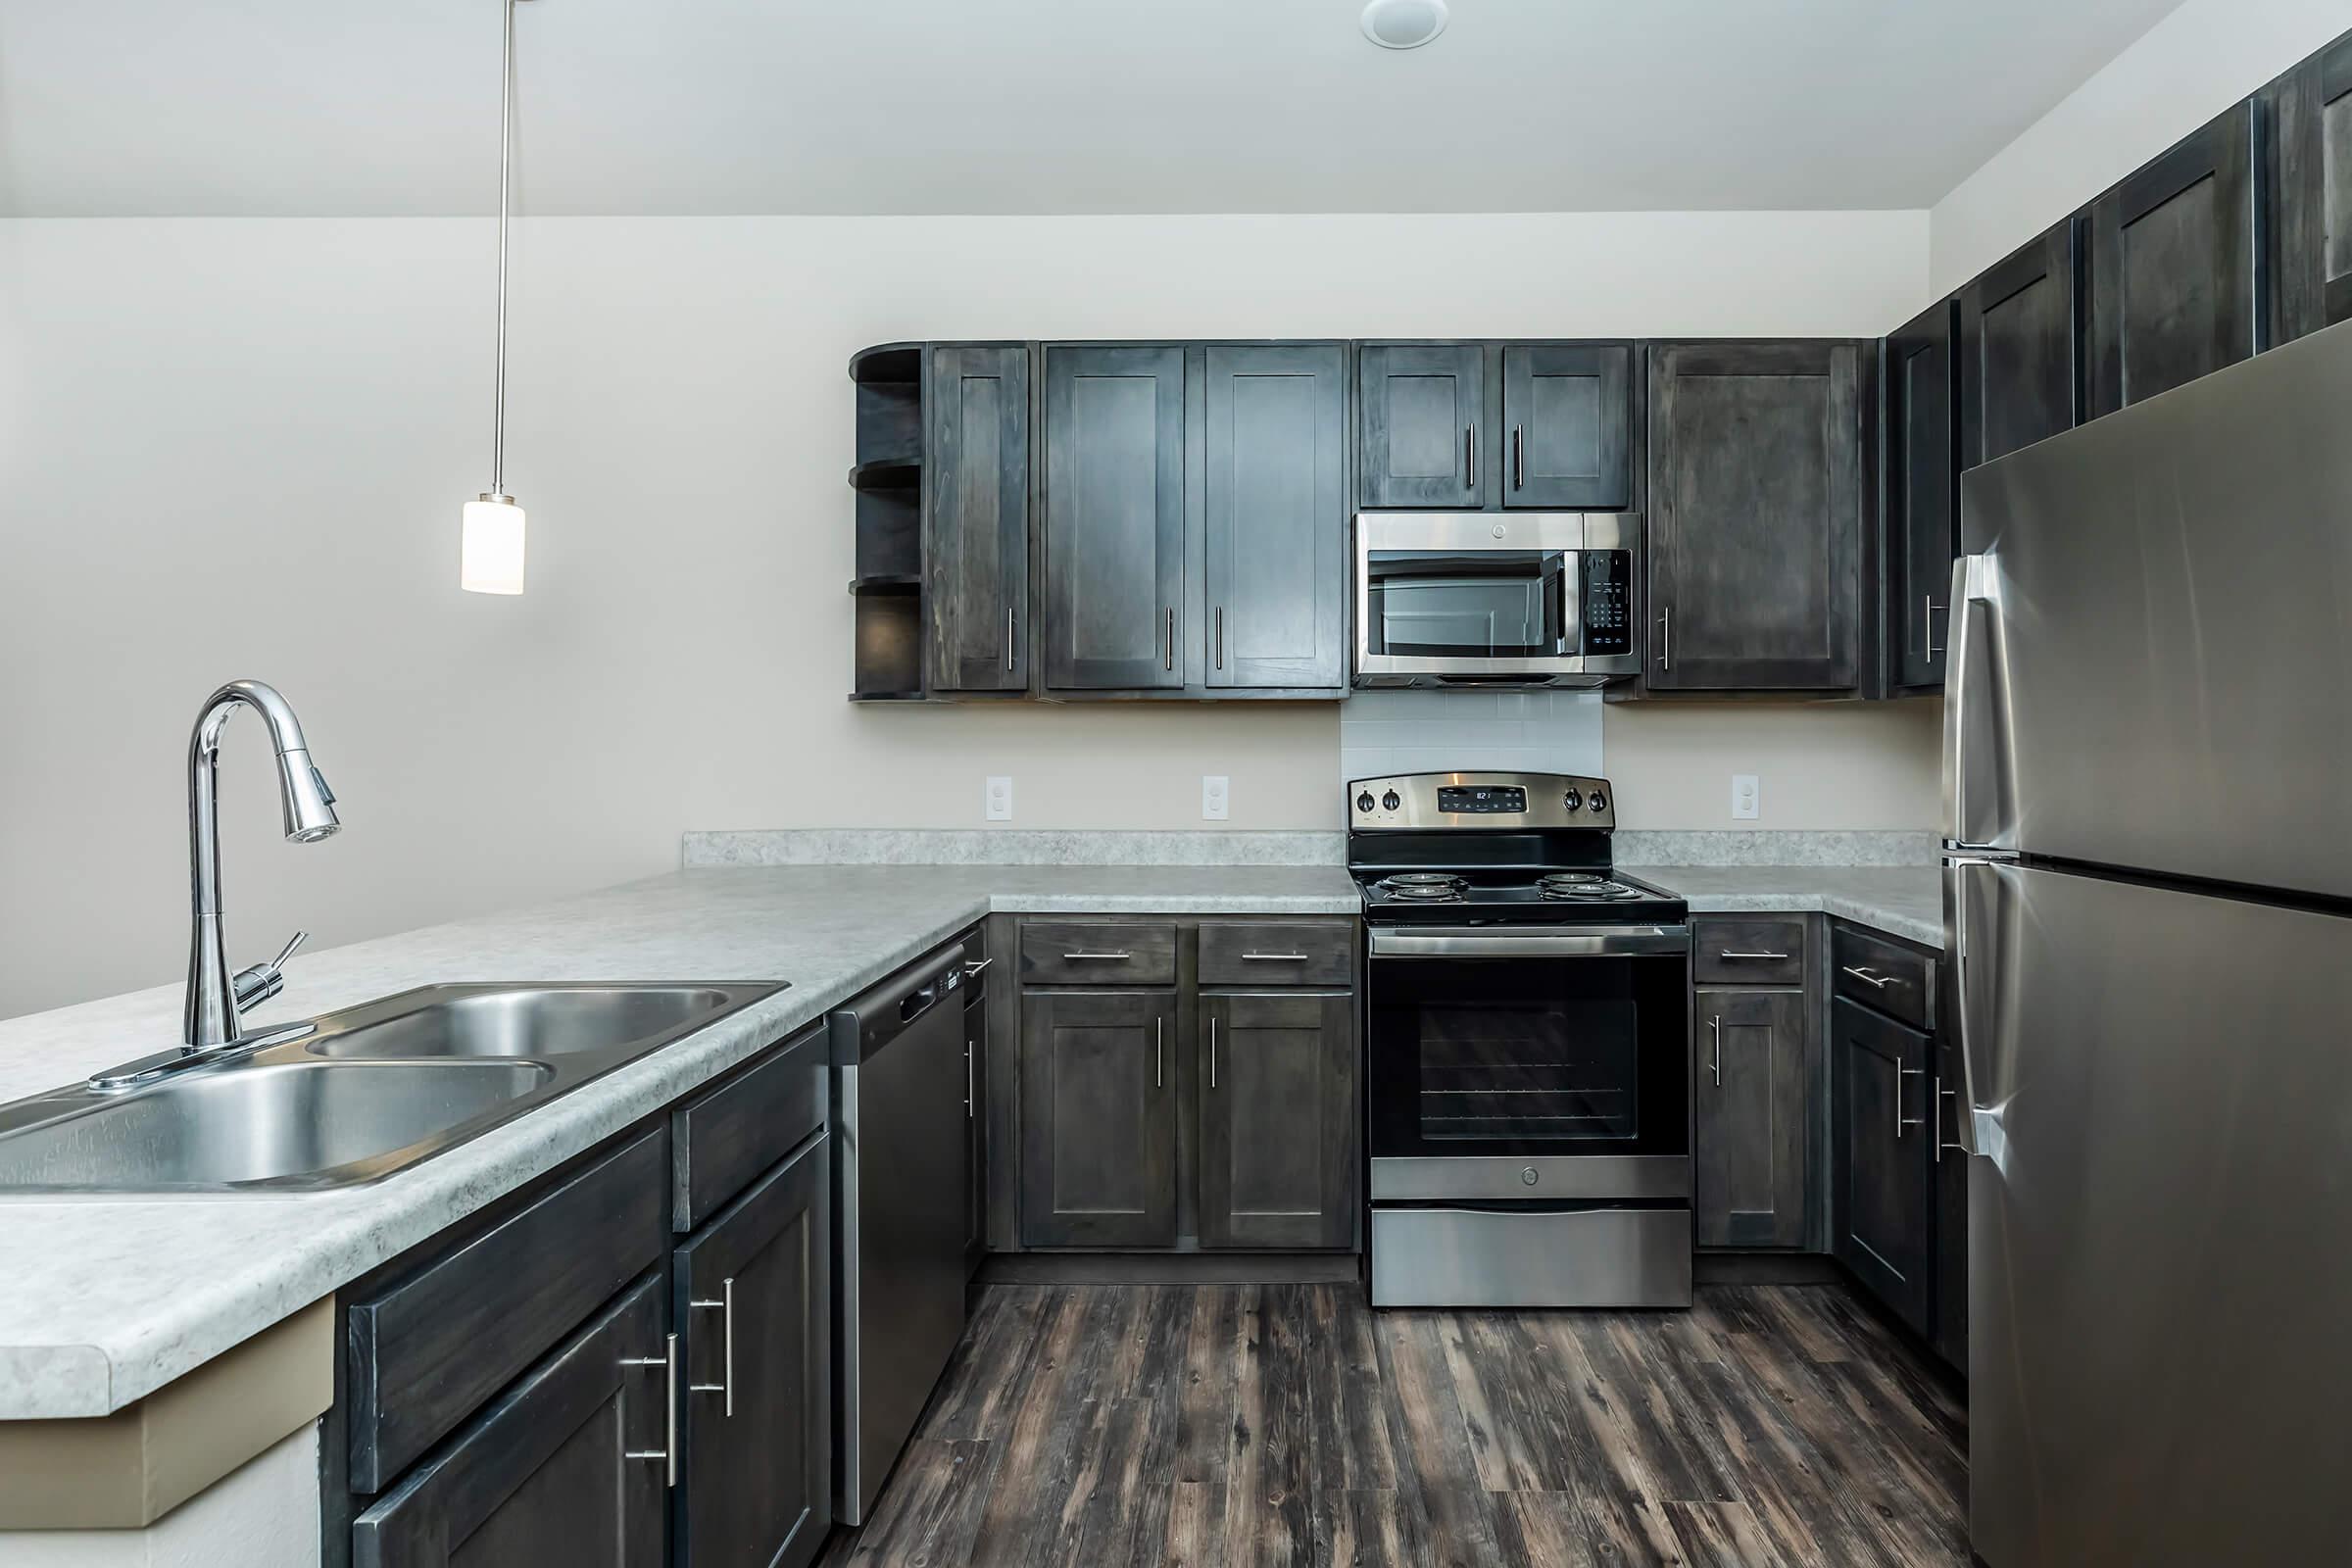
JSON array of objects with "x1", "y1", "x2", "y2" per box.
[
  {"x1": 1732, "y1": 773, "x2": 1760, "y2": 820},
  {"x1": 985, "y1": 776, "x2": 1013, "y2": 821},
  {"x1": 1202, "y1": 775, "x2": 1230, "y2": 821}
]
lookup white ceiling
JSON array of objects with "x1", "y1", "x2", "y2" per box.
[{"x1": 0, "y1": 0, "x2": 2184, "y2": 218}]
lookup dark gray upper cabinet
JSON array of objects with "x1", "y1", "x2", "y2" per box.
[
  {"x1": 1958, "y1": 219, "x2": 2082, "y2": 468},
  {"x1": 1197, "y1": 990, "x2": 1356, "y2": 1250},
  {"x1": 1018, "y1": 988, "x2": 1178, "y2": 1248},
  {"x1": 1692, "y1": 987, "x2": 1809, "y2": 1250},
  {"x1": 1501, "y1": 343, "x2": 1634, "y2": 510},
  {"x1": 1202, "y1": 344, "x2": 1348, "y2": 689},
  {"x1": 1043, "y1": 345, "x2": 1185, "y2": 690},
  {"x1": 2088, "y1": 99, "x2": 2264, "y2": 417},
  {"x1": 674, "y1": 1135, "x2": 830, "y2": 1568},
  {"x1": 1357, "y1": 342, "x2": 1488, "y2": 508},
  {"x1": 1645, "y1": 340, "x2": 1867, "y2": 691},
  {"x1": 2269, "y1": 30, "x2": 2352, "y2": 345},
  {"x1": 1884, "y1": 300, "x2": 1960, "y2": 691},
  {"x1": 925, "y1": 344, "x2": 1030, "y2": 693},
  {"x1": 1832, "y1": 996, "x2": 1934, "y2": 1336}
]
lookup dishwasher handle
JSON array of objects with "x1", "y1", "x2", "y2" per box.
[{"x1": 837, "y1": 943, "x2": 968, "y2": 1062}]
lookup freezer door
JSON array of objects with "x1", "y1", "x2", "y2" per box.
[
  {"x1": 1950, "y1": 318, "x2": 2352, "y2": 896},
  {"x1": 1950, "y1": 858, "x2": 2352, "y2": 1568}
]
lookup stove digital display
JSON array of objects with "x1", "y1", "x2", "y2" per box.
[{"x1": 1438, "y1": 785, "x2": 1526, "y2": 815}]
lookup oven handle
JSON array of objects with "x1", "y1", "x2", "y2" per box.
[{"x1": 1368, "y1": 925, "x2": 1690, "y2": 958}]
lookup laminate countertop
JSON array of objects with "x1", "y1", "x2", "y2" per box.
[
  {"x1": 1631, "y1": 865, "x2": 1943, "y2": 950},
  {"x1": 0, "y1": 864, "x2": 1357, "y2": 1420}
]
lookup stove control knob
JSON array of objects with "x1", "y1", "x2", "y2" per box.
[
  {"x1": 1587, "y1": 790, "x2": 1608, "y2": 814},
  {"x1": 1381, "y1": 790, "x2": 1401, "y2": 811},
  {"x1": 1562, "y1": 789, "x2": 1584, "y2": 812},
  {"x1": 1521, "y1": 1166, "x2": 1540, "y2": 1187},
  {"x1": 1355, "y1": 791, "x2": 1376, "y2": 813}
]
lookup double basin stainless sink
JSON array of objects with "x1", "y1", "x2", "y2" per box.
[{"x1": 0, "y1": 981, "x2": 785, "y2": 1194}]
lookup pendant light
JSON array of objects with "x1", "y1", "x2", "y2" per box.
[{"x1": 461, "y1": 0, "x2": 531, "y2": 595}]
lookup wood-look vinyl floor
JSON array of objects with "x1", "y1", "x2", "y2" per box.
[{"x1": 819, "y1": 1282, "x2": 1968, "y2": 1568}]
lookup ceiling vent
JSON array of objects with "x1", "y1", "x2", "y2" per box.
[{"x1": 1360, "y1": 0, "x2": 1448, "y2": 50}]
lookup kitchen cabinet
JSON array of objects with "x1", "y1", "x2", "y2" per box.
[
  {"x1": 672, "y1": 1133, "x2": 830, "y2": 1568},
  {"x1": 1042, "y1": 344, "x2": 1186, "y2": 691},
  {"x1": 925, "y1": 344, "x2": 1030, "y2": 693},
  {"x1": 1201, "y1": 344, "x2": 1348, "y2": 688},
  {"x1": 351, "y1": 1274, "x2": 668, "y2": 1568},
  {"x1": 1692, "y1": 988, "x2": 1809, "y2": 1250},
  {"x1": 1500, "y1": 343, "x2": 1636, "y2": 510},
  {"x1": 1197, "y1": 991, "x2": 1356, "y2": 1249},
  {"x1": 1357, "y1": 342, "x2": 1488, "y2": 508},
  {"x1": 1958, "y1": 219, "x2": 2082, "y2": 468},
  {"x1": 1017, "y1": 987, "x2": 1180, "y2": 1248},
  {"x1": 2269, "y1": 30, "x2": 2352, "y2": 345},
  {"x1": 2088, "y1": 99, "x2": 2264, "y2": 417},
  {"x1": 1883, "y1": 300, "x2": 1959, "y2": 692},
  {"x1": 963, "y1": 956, "x2": 990, "y2": 1275},
  {"x1": 1644, "y1": 340, "x2": 1868, "y2": 691},
  {"x1": 1832, "y1": 995, "x2": 1935, "y2": 1338},
  {"x1": 1932, "y1": 1030, "x2": 1969, "y2": 1373}
]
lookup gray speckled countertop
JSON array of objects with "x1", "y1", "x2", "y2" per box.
[
  {"x1": 0, "y1": 863, "x2": 1355, "y2": 1420},
  {"x1": 1630, "y1": 865, "x2": 1942, "y2": 949}
]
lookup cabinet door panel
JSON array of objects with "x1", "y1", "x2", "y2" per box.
[
  {"x1": 1885, "y1": 301, "x2": 1959, "y2": 690},
  {"x1": 2089, "y1": 100, "x2": 2263, "y2": 416},
  {"x1": 1019, "y1": 989, "x2": 1178, "y2": 1247},
  {"x1": 2270, "y1": 32, "x2": 2352, "y2": 344},
  {"x1": 1833, "y1": 998, "x2": 1934, "y2": 1334},
  {"x1": 1932, "y1": 1030, "x2": 1968, "y2": 1374},
  {"x1": 1692, "y1": 989, "x2": 1808, "y2": 1249},
  {"x1": 1502, "y1": 343, "x2": 1633, "y2": 510},
  {"x1": 675, "y1": 1135, "x2": 830, "y2": 1568},
  {"x1": 1203, "y1": 344, "x2": 1348, "y2": 688},
  {"x1": 1959, "y1": 219, "x2": 2082, "y2": 468},
  {"x1": 1199, "y1": 992, "x2": 1356, "y2": 1250},
  {"x1": 1043, "y1": 346, "x2": 1184, "y2": 690},
  {"x1": 1646, "y1": 341, "x2": 1865, "y2": 690},
  {"x1": 926, "y1": 344, "x2": 1030, "y2": 692},
  {"x1": 1358, "y1": 343, "x2": 1486, "y2": 508}
]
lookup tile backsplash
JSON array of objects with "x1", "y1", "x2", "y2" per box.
[{"x1": 1340, "y1": 690, "x2": 1604, "y2": 785}]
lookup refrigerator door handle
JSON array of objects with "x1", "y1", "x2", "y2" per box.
[
  {"x1": 1945, "y1": 854, "x2": 2003, "y2": 1159},
  {"x1": 1943, "y1": 553, "x2": 2007, "y2": 848}
]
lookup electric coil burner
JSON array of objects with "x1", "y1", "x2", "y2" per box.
[{"x1": 1349, "y1": 770, "x2": 1692, "y2": 1310}]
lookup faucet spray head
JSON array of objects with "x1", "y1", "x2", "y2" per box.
[{"x1": 276, "y1": 749, "x2": 340, "y2": 843}]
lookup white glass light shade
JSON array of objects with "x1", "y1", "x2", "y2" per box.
[{"x1": 461, "y1": 496, "x2": 526, "y2": 595}]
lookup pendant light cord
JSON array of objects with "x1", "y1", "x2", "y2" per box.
[{"x1": 491, "y1": 0, "x2": 516, "y2": 498}]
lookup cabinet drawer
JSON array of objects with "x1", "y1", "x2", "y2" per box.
[
  {"x1": 348, "y1": 1128, "x2": 668, "y2": 1494},
  {"x1": 1832, "y1": 922, "x2": 1936, "y2": 1031},
  {"x1": 672, "y1": 1022, "x2": 826, "y2": 1232},
  {"x1": 1690, "y1": 917, "x2": 1808, "y2": 986},
  {"x1": 1017, "y1": 921, "x2": 1177, "y2": 986},
  {"x1": 1198, "y1": 921, "x2": 1354, "y2": 988}
]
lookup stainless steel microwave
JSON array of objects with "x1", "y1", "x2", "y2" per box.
[{"x1": 1352, "y1": 512, "x2": 1642, "y2": 688}]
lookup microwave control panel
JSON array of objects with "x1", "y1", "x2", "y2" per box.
[{"x1": 1581, "y1": 551, "x2": 1633, "y2": 657}]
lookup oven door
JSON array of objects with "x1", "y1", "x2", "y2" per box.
[{"x1": 1365, "y1": 927, "x2": 1690, "y2": 1188}]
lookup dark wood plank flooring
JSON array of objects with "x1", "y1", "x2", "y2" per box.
[{"x1": 820, "y1": 1282, "x2": 1967, "y2": 1568}]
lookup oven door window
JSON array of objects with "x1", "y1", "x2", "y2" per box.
[
  {"x1": 1363, "y1": 550, "x2": 1575, "y2": 661},
  {"x1": 1366, "y1": 952, "x2": 1688, "y2": 1158}
]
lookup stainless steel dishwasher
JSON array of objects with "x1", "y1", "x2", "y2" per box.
[{"x1": 828, "y1": 941, "x2": 968, "y2": 1525}]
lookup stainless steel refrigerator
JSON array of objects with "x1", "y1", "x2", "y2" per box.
[{"x1": 1949, "y1": 318, "x2": 2352, "y2": 1567}]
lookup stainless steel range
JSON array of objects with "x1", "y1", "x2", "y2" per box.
[{"x1": 1352, "y1": 771, "x2": 1692, "y2": 1309}]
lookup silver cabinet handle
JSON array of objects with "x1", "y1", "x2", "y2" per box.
[
  {"x1": 1005, "y1": 606, "x2": 1016, "y2": 671},
  {"x1": 687, "y1": 1279, "x2": 734, "y2": 1416},
  {"x1": 1925, "y1": 596, "x2": 1944, "y2": 659},
  {"x1": 1658, "y1": 607, "x2": 1672, "y2": 670},
  {"x1": 1512, "y1": 423, "x2": 1525, "y2": 490},
  {"x1": 965, "y1": 1040, "x2": 975, "y2": 1118},
  {"x1": 1894, "y1": 1054, "x2": 1927, "y2": 1141},
  {"x1": 1465, "y1": 423, "x2": 1476, "y2": 488},
  {"x1": 1165, "y1": 609, "x2": 1175, "y2": 671},
  {"x1": 1708, "y1": 1015, "x2": 1722, "y2": 1086},
  {"x1": 1061, "y1": 950, "x2": 1132, "y2": 961},
  {"x1": 1241, "y1": 952, "x2": 1309, "y2": 962},
  {"x1": 1720, "y1": 950, "x2": 1789, "y2": 961},
  {"x1": 1840, "y1": 964, "x2": 1898, "y2": 988},
  {"x1": 1214, "y1": 607, "x2": 1224, "y2": 670},
  {"x1": 1154, "y1": 1016, "x2": 1164, "y2": 1089},
  {"x1": 620, "y1": 1332, "x2": 678, "y2": 1486},
  {"x1": 1209, "y1": 1016, "x2": 1218, "y2": 1090}
]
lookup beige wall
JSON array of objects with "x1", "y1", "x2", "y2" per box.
[
  {"x1": 1929, "y1": 0, "x2": 2351, "y2": 295},
  {"x1": 0, "y1": 211, "x2": 1933, "y2": 1019}
]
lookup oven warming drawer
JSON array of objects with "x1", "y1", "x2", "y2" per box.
[
  {"x1": 1371, "y1": 1205, "x2": 1692, "y2": 1308},
  {"x1": 1371, "y1": 1153, "x2": 1690, "y2": 1201}
]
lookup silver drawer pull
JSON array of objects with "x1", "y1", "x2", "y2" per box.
[
  {"x1": 1719, "y1": 950, "x2": 1790, "y2": 961},
  {"x1": 1840, "y1": 964, "x2": 1899, "y2": 988},
  {"x1": 1241, "y1": 952, "x2": 1310, "y2": 961},
  {"x1": 1209, "y1": 1016, "x2": 1218, "y2": 1089},
  {"x1": 687, "y1": 1279, "x2": 734, "y2": 1416},
  {"x1": 1061, "y1": 950, "x2": 1132, "y2": 961},
  {"x1": 620, "y1": 1333, "x2": 678, "y2": 1486}
]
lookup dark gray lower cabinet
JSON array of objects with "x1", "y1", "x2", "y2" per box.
[
  {"x1": 1201, "y1": 344, "x2": 1348, "y2": 689},
  {"x1": 1197, "y1": 991, "x2": 1355, "y2": 1249},
  {"x1": 1691, "y1": 988, "x2": 1808, "y2": 1249},
  {"x1": 2270, "y1": 30, "x2": 2352, "y2": 345},
  {"x1": 1018, "y1": 988, "x2": 1178, "y2": 1248},
  {"x1": 1042, "y1": 345, "x2": 1185, "y2": 690},
  {"x1": 1932, "y1": 1031, "x2": 1969, "y2": 1373},
  {"x1": 351, "y1": 1274, "x2": 667, "y2": 1568},
  {"x1": 1832, "y1": 997, "x2": 1934, "y2": 1336},
  {"x1": 674, "y1": 1133, "x2": 830, "y2": 1568}
]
